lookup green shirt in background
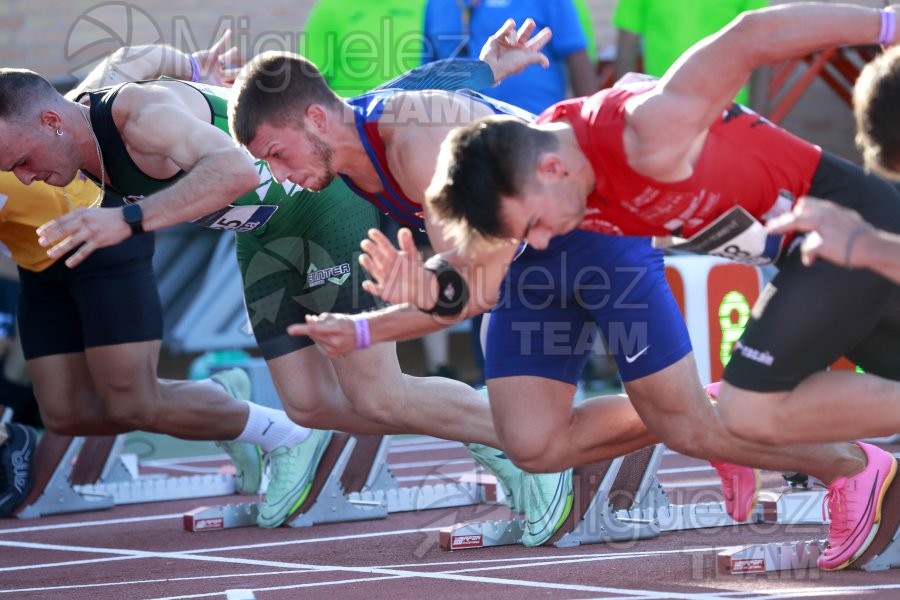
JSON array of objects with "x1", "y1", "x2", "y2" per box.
[
  {"x1": 573, "y1": 0, "x2": 597, "y2": 64},
  {"x1": 302, "y1": 0, "x2": 427, "y2": 97},
  {"x1": 612, "y1": 0, "x2": 768, "y2": 105}
]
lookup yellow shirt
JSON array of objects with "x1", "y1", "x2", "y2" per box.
[{"x1": 0, "y1": 172, "x2": 101, "y2": 272}]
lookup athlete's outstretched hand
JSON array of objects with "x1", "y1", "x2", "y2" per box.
[
  {"x1": 38, "y1": 206, "x2": 131, "y2": 268},
  {"x1": 358, "y1": 227, "x2": 437, "y2": 309},
  {"x1": 192, "y1": 29, "x2": 243, "y2": 86},
  {"x1": 767, "y1": 196, "x2": 873, "y2": 268},
  {"x1": 480, "y1": 18, "x2": 552, "y2": 84},
  {"x1": 288, "y1": 313, "x2": 358, "y2": 358}
]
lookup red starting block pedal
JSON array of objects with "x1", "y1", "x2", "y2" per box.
[
  {"x1": 717, "y1": 540, "x2": 825, "y2": 574},
  {"x1": 183, "y1": 502, "x2": 259, "y2": 532}
]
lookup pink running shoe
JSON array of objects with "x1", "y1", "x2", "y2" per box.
[
  {"x1": 712, "y1": 460, "x2": 762, "y2": 522},
  {"x1": 704, "y1": 381, "x2": 762, "y2": 522},
  {"x1": 817, "y1": 442, "x2": 897, "y2": 571}
]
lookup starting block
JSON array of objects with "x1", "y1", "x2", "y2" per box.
[
  {"x1": 440, "y1": 446, "x2": 840, "y2": 552},
  {"x1": 16, "y1": 431, "x2": 237, "y2": 519},
  {"x1": 718, "y1": 540, "x2": 825, "y2": 574},
  {"x1": 184, "y1": 433, "x2": 489, "y2": 532},
  {"x1": 441, "y1": 445, "x2": 669, "y2": 550},
  {"x1": 718, "y1": 457, "x2": 900, "y2": 574}
]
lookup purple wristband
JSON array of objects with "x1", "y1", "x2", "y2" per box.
[
  {"x1": 189, "y1": 55, "x2": 201, "y2": 82},
  {"x1": 354, "y1": 318, "x2": 371, "y2": 350},
  {"x1": 880, "y1": 9, "x2": 896, "y2": 46}
]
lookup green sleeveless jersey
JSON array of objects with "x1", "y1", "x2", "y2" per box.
[{"x1": 181, "y1": 81, "x2": 304, "y2": 232}]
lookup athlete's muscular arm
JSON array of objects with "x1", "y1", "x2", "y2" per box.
[
  {"x1": 767, "y1": 196, "x2": 900, "y2": 282},
  {"x1": 38, "y1": 85, "x2": 258, "y2": 268},
  {"x1": 290, "y1": 230, "x2": 517, "y2": 357},
  {"x1": 67, "y1": 30, "x2": 240, "y2": 100},
  {"x1": 624, "y1": 3, "x2": 899, "y2": 181}
]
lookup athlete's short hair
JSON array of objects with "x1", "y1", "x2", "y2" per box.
[
  {"x1": 0, "y1": 69, "x2": 61, "y2": 123},
  {"x1": 854, "y1": 46, "x2": 900, "y2": 179},
  {"x1": 229, "y1": 51, "x2": 341, "y2": 146},
  {"x1": 426, "y1": 115, "x2": 557, "y2": 254}
]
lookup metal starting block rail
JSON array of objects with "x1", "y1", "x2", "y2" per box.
[
  {"x1": 16, "y1": 432, "x2": 237, "y2": 519},
  {"x1": 718, "y1": 456, "x2": 900, "y2": 574},
  {"x1": 184, "y1": 433, "x2": 489, "y2": 532}
]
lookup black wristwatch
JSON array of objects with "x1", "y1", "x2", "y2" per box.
[{"x1": 122, "y1": 203, "x2": 145, "y2": 235}]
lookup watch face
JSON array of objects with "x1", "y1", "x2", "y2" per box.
[
  {"x1": 123, "y1": 202, "x2": 142, "y2": 223},
  {"x1": 123, "y1": 202, "x2": 144, "y2": 234}
]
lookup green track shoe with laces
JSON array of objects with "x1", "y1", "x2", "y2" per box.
[
  {"x1": 466, "y1": 443, "x2": 524, "y2": 513},
  {"x1": 520, "y1": 469, "x2": 573, "y2": 547},
  {"x1": 257, "y1": 429, "x2": 333, "y2": 528},
  {"x1": 211, "y1": 368, "x2": 262, "y2": 495}
]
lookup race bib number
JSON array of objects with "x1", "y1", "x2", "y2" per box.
[
  {"x1": 664, "y1": 207, "x2": 783, "y2": 266},
  {"x1": 191, "y1": 205, "x2": 278, "y2": 232}
]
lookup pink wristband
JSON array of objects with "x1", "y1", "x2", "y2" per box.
[
  {"x1": 880, "y1": 9, "x2": 896, "y2": 46},
  {"x1": 189, "y1": 55, "x2": 202, "y2": 82},
  {"x1": 354, "y1": 318, "x2": 371, "y2": 350}
]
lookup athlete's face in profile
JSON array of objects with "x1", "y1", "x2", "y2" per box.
[
  {"x1": 246, "y1": 121, "x2": 336, "y2": 192},
  {"x1": 499, "y1": 185, "x2": 585, "y2": 250},
  {"x1": 0, "y1": 117, "x2": 81, "y2": 187}
]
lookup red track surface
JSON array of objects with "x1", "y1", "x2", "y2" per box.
[{"x1": 1, "y1": 437, "x2": 898, "y2": 599}]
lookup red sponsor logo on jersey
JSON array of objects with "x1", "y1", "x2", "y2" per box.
[{"x1": 452, "y1": 534, "x2": 483, "y2": 548}]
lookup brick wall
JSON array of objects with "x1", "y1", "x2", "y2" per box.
[
  {"x1": 0, "y1": 0, "x2": 884, "y2": 80},
  {"x1": 0, "y1": 0, "x2": 882, "y2": 158}
]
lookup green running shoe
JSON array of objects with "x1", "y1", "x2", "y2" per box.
[
  {"x1": 467, "y1": 443, "x2": 524, "y2": 513},
  {"x1": 211, "y1": 368, "x2": 262, "y2": 495},
  {"x1": 257, "y1": 429, "x2": 333, "y2": 528},
  {"x1": 520, "y1": 469, "x2": 573, "y2": 547}
]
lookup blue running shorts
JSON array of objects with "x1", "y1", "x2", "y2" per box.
[{"x1": 485, "y1": 230, "x2": 692, "y2": 385}]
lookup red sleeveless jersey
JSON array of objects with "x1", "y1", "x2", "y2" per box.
[{"x1": 536, "y1": 82, "x2": 823, "y2": 238}]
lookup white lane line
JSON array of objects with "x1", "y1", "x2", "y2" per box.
[
  {"x1": 0, "y1": 570, "x2": 309, "y2": 595},
  {"x1": 184, "y1": 527, "x2": 444, "y2": 554},
  {"x1": 387, "y1": 458, "x2": 473, "y2": 469},
  {"x1": 5, "y1": 536, "x2": 898, "y2": 600},
  {"x1": 0, "y1": 539, "x2": 733, "y2": 599},
  {"x1": 387, "y1": 437, "x2": 461, "y2": 448},
  {"x1": 393, "y1": 471, "x2": 471, "y2": 483},
  {"x1": 0, "y1": 512, "x2": 182, "y2": 535},
  {"x1": 142, "y1": 554, "x2": 737, "y2": 600},
  {"x1": 0, "y1": 555, "x2": 141, "y2": 574},
  {"x1": 0, "y1": 527, "x2": 447, "y2": 571},
  {"x1": 141, "y1": 454, "x2": 232, "y2": 467},
  {"x1": 659, "y1": 466, "x2": 716, "y2": 475}
]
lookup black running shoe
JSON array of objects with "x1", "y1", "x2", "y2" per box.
[{"x1": 0, "y1": 423, "x2": 37, "y2": 517}]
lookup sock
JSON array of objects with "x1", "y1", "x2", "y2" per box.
[{"x1": 233, "y1": 402, "x2": 310, "y2": 453}]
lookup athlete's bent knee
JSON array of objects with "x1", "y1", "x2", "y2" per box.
[
  {"x1": 501, "y1": 434, "x2": 570, "y2": 473},
  {"x1": 718, "y1": 397, "x2": 780, "y2": 446}
]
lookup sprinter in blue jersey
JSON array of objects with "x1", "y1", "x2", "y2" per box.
[{"x1": 228, "y1": 19, "x2": 871, "y2": 550}]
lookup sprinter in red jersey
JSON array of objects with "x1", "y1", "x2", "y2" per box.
[{"x1": 366, "y1": 4, "x2": 900, "y2": 571}]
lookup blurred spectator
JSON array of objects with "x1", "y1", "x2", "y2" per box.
[
  {"x1": 0, "y1": 258, "x2": 38, "y2": 428},
  {"x1": 0, "y1": 258, "x2": 37, "y2": 520},
  {"x1": 613, "y1": 0, "x2": 769, "y2": 108},
  {"x1": 302, "y1": 0, "x2": 428, "y2": 97},
  {"x1": 423, "y1": 0, "x2": 598, "y2": 114}
]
